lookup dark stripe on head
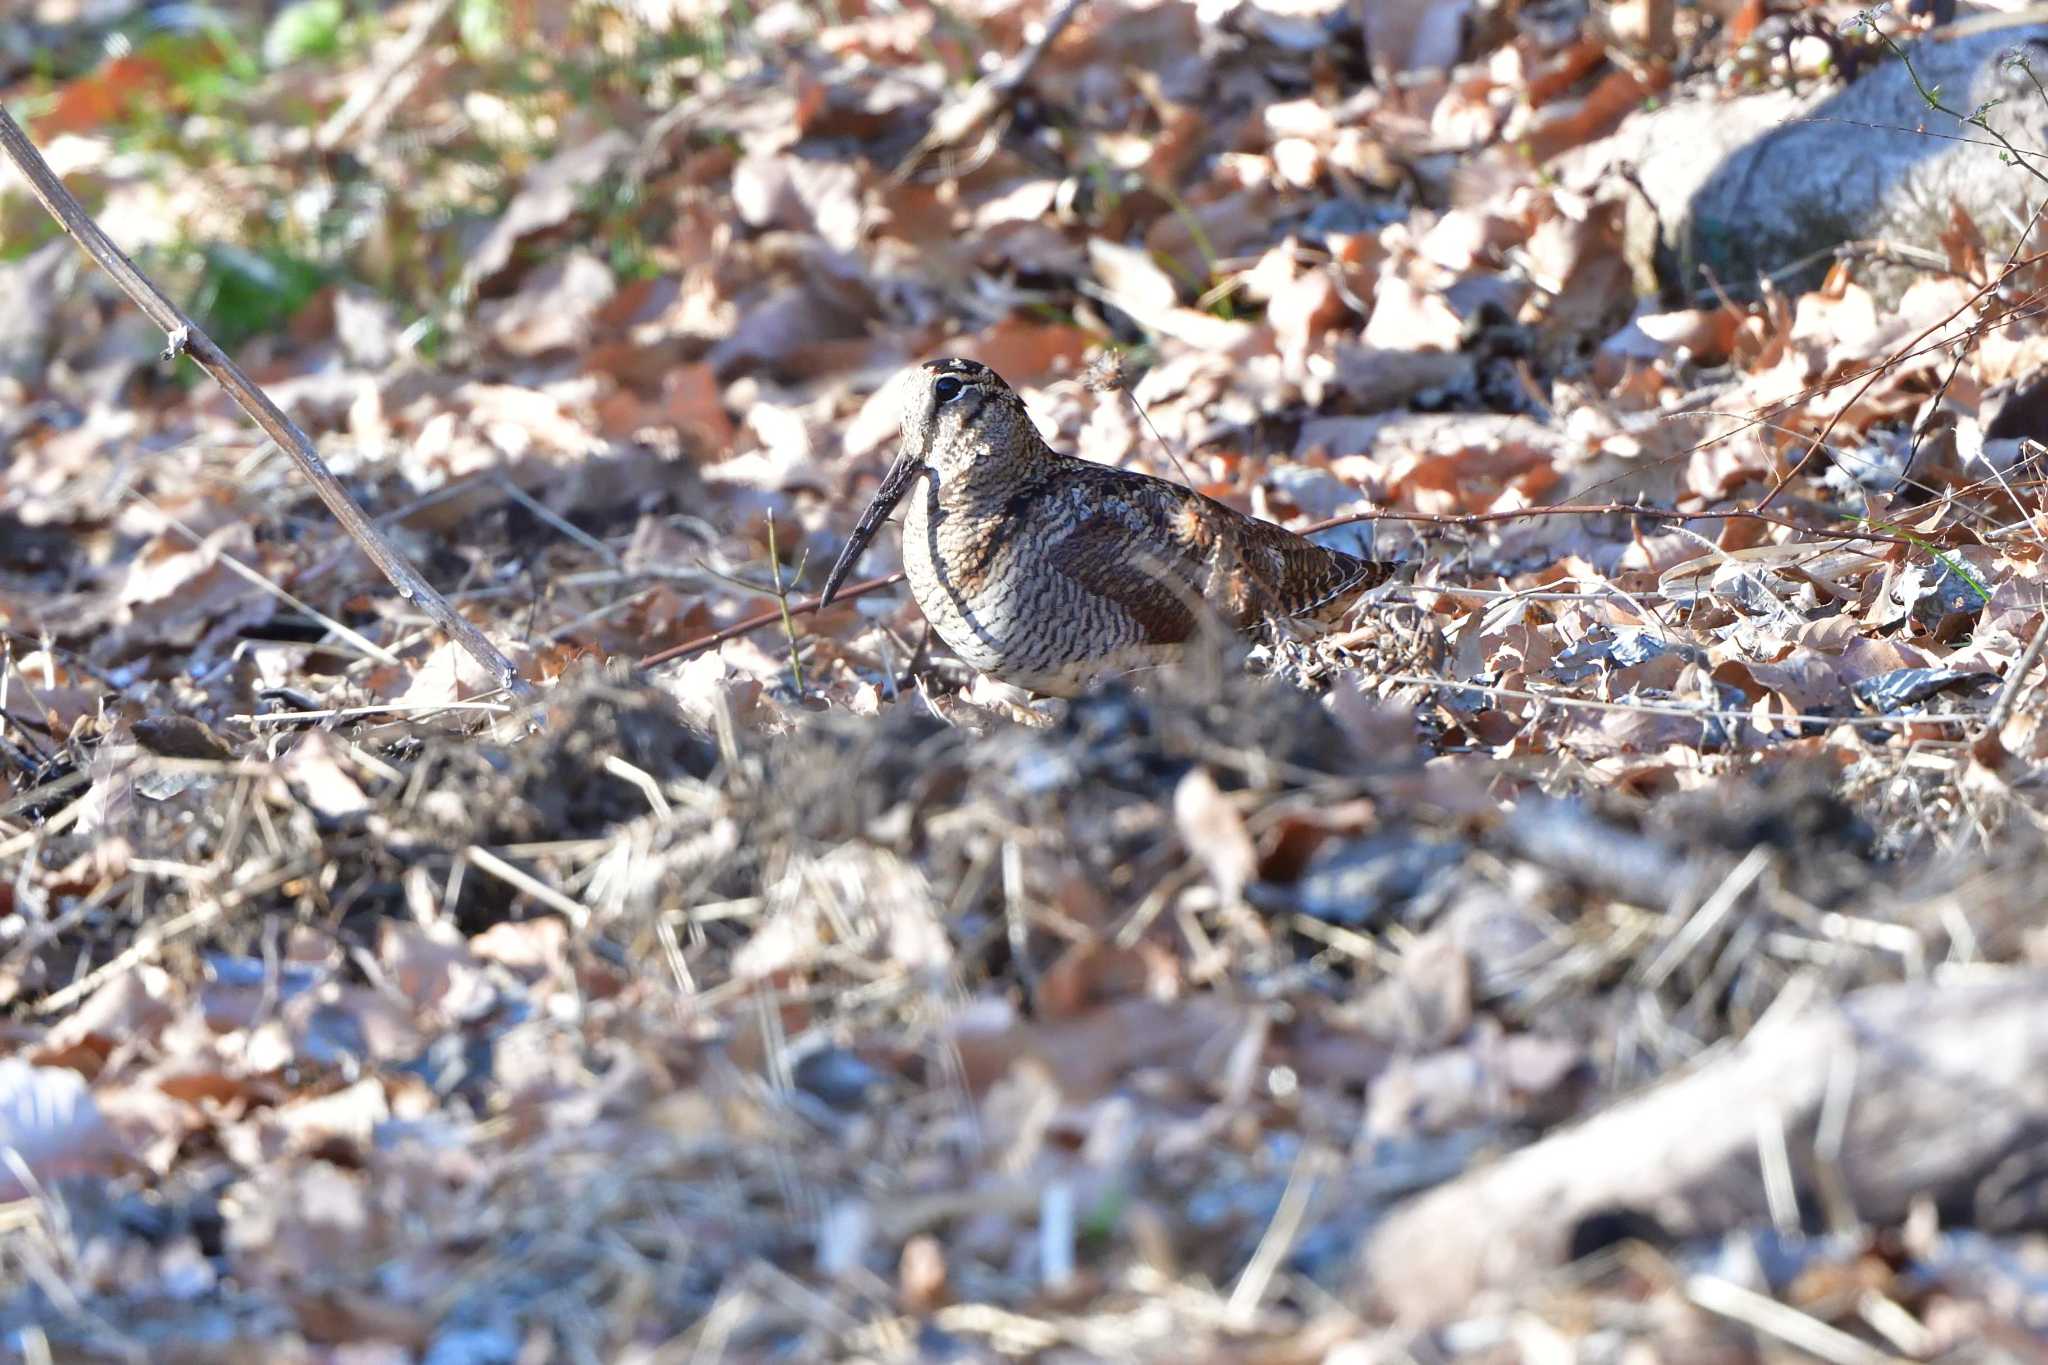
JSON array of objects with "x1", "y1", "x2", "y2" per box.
[
  {"x1": 953, "y1": 388, "x2": 991, "y2": 431},
  {"x1": 925, "y1": 357, "x2": 989, "y2": 377}
]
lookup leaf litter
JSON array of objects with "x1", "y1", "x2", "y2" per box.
[{"x1": 2, "y1": 0, "x2": 2048, "y2": 1358}]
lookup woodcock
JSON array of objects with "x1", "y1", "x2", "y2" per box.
[{"x1": 819, "y1": 358, "x2": 1395, "y2": 696}]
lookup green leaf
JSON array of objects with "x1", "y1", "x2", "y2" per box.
[
  {"x1": 458, "y1": 0, "x2": 511, "y2": 58},
  {"x1": 193, "y1": 243, "x2": 329, "y2": 348},
  {"x1": 1855, "y1": 516, "x2": 1992, "y2": 601},
  {"x1": 262, "y1": 0, "x2": 346, "y2": 68}
]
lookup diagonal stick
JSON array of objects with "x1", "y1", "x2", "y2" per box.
[{"x1": 0, "y1": 108, "x2": 532, "y2": 703}]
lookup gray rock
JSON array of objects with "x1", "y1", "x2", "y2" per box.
[{"x1": 1573, "y1": 27, "x2": 2048, "y2": 298}]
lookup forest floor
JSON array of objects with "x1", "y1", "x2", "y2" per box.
[{"x1": 2, "y1": 0, "x2": 2047, "y2": 1359}]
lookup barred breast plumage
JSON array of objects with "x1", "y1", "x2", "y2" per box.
[{"x1": 821, "y1": 358, "x2": 1394, "y2": 697}]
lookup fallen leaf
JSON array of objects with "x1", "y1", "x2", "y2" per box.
[
  {"x1": 1174, "y1": 768, "x2": 1256, "y2": 904},
  {"x1": 0, "y1": 1060, "x2": 125, "y2": 1197}
]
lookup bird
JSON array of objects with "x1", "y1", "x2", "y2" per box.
[{"x1": 818, "y1": 358, "x2": 1395, "y2": 697}]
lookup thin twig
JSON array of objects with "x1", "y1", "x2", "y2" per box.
[
  {"x1": 1685, "y1": 1274, "x2": 1893, "y2": 1365},
  {"x1": 230, "y1": 701, "x2": 515, "y2": 726},
  {"x1": 315, "y1": 0, "x2": 458, "y2": 151},
  {"x1": 1756, "y1": 279, "x2": 1995, "y2": 512},
  {"x1": 464, "y1": 846, "x2": 590, "y2": 928},
  {"x1": 0, "y1": 108, "x2": 532, "y2": 703},
  {"x1": 1873, "y1": 26, "x2": 2048, "y2": 192},
  {"x1": 1226, "y1": 1144, "x2": 1328, "y2": 1326},
  {"x1": 31, "y1": 863, "x2": 300, "y2": 1015},
  {"x1": 1376, "y1": 672, "x2": 1980, "y2": 731},
  {"x1": 637, "y1": 572, "x2": 904, "y2": 669},
  {"x1": 1119, "y1": 384, "x2": 1199, "y2": 489},
  {"x1": 1793, "y1": 115, "x2": 2048, "y2": 166},
  {"x1": 1757, "y1": 172, "x2": 2048, "y2": 511},
  {"x1": 764, "y1": 512, "x2": 807, "y2": 697},
  {"x1": 144, "y1": 498, "x2": 402, "y2": 665},
  {"x1": 896, "y1": 0, "x2": 1089, "y2": 177},
  {"x1": 0, "y1": 771, "x2": 90, "y2": 827},
  {"x1": 1313, "y1": 501, "x2": 1935, "y2": 549},
  {"x1": 1669, "y1": 285, "x2": 2048, "y2": 479},
  {"x1": 1977, "y1": 615, "x2": 2048, "y2": 741},
  {"x1": 494, "y1": 475, "x2": 619, "y2": 567}
]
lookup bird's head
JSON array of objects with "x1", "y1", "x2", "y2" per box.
[
  {"x1": 820, "y1": 358, "x2": 1035, "y2": 604},
  {"x1": 896, "y1": 357, "x2": 1032, "y2": 480}
]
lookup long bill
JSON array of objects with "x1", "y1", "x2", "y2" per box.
[{"x1": 818, "y1": 449, "x2": 924, "y2": 605}]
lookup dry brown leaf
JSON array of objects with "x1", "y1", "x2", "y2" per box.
[
  {"x1": 1087, "y1": 239, "x2": 1257, "y2": 351},
  {"x1": 1940, "y1": 201, "x2": 1989, "y2": 281},
  {"x1": 1361, "y1": 0, "x2": 1471, "y2": 78},
  {"x1": 1522, "y1": 62, "x2": 1670, "y2": 163},
  {"x1": 732, "y1": 152, "x2": 866, "y2": 252},
  {"x1": 1268, "y1": 268, "x2": 1352, "y2": 362},
  {"x1": 268, "y1": 1076, "x2": 390, "y2": 1156},
  {"x1": 1346, "y1": 934, "x2": 1473, "y2": 1049},
  {"x1": 1037, "y1": 941, "x2": 1176, "y2": 1020},
  {"x1": 469, "y1": 918, "x2": 572, "y2": 982},
  {"x1": 380, "y1": 639, "x2": 508, "y2": 712},
  {"x1": 481, "y1": 249, "x2": 618, "y2": 357},
  {"x1": 33, "y1": 53, "x2": 171, "y2": 137},
  {"x1": 460, "y1": 129, "x2": 632, "y2": 294},
  {"x1": 378, "y1": 922, "x2": 493, "y2": 1020},
  {"x1": 950, "y1": 997, "x2": 1253, "y2": 1102},
  {"x1": 1366, "y1": 1022, "x2": 1584, "y2": 1139},
  {"x1": 1363, "y1": 274, "x2": 1464, "y2": 352},
  {"x1": 1142, "y1": 189, "x2": 1269, "y2": 286},
  {"x1": 1600, "y1": 307, "x2": 1739, "y2": 369},
  {"x1": 946, "y1": 317, "x2": 1095, "y2": 386},
  {"x1": 274, "y1": 733, "x2": 373, "y2": 821},
  {"x1": 42, "y1": 966, "x2": 178, "y2": 1063},
  {"x1": 1174, "y1": 767, "x2": 1257, "y2": 905},
  {"x1": 1728, "y1": 654, "x2": 1845, "y2": 712}
]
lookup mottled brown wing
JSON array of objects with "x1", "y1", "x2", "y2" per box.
[
  {"x1": 1227, "y1": 512, "x2": 1394, "y2": 622},
  {"x1": 1045, "y1": 465, "x2": 1391, "y2": 639},
  {"x1": 1041, "y1": 474, "x2": 1210, "y2": 646}
]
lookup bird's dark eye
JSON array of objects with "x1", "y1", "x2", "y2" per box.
[{"x1": 934, "y1": 375, "x2": 964, "y2": 403}]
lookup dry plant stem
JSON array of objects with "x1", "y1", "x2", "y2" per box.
[
  {"x1": 1685, "y1": 1276, "x2": 1893, "y2": 1365},
  {"x1": 1641, "y1": 0, "x2": 1676, "y2": 58},
  {"x1": 1119, "y1": 382, "x2": 1199, "y2": 489},
  {"x1": 0, "y1": 108, "x2": 533, "y2": 703},
  {"x1": 1877, "y1": 27, "x2": 2048, "y2": 193},
  {"x1": 1979, "y1": 616, "x2": 2048, "y2": 740},
  {"x1": 1314, "y1": 501, "x2": 1932, "y2": 549},
  {"x1": 896, "y1": 0, "x2": 1089, "y2": 176},
  {"x1": 638, "y1": 572, "x2": 905, "y2": 669},
  {"x1": 764, "y1": 512, "x2": 806, "y2": 697},
  {"x1": 1756, "y1": 293, "x2": 1984, "y2": 512},
  {"x1": 464, "y1": 846, "x2": 588, "y2": 928},
  {"x1": 1684, "y1": 273, "x2": 2048, "y2": 480},
  {"x1": 147, "y1": 499, "x2": 401, "y2": 665},
  {"x1": 315, "y1": 0, "x2": 457, "y2": 151}
]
